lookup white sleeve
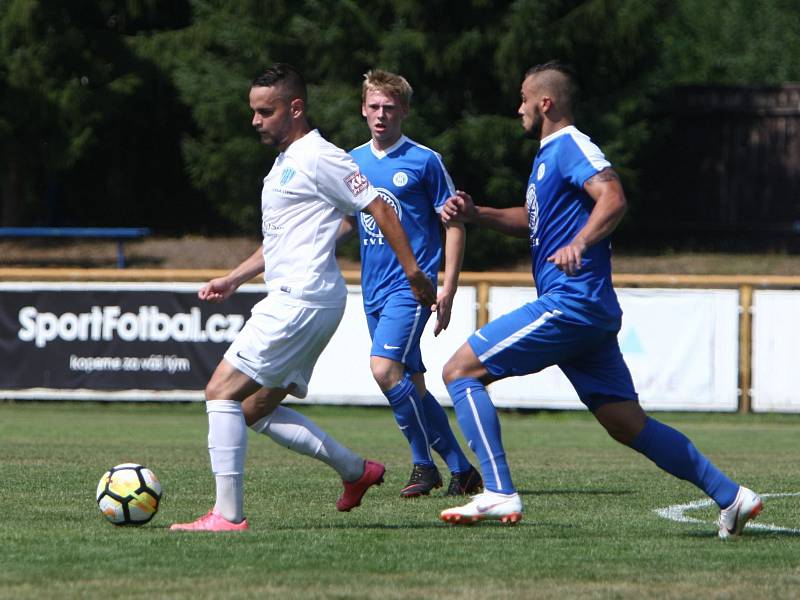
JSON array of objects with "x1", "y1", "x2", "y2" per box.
[{"x1": 316, "y1": 147, "x2": 377, "y2": 214}]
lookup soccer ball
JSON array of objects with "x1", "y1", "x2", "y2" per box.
[{"x1": 96, "y1": 463, "x2": 162, "y2": 526}]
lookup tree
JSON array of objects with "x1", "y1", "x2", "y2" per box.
[
  {"x1": 0, "y1": 0, "x2": 199, "y2": 229},
  {"x1": 3, "y1": 0, "x2": 798, "y2": 260}
]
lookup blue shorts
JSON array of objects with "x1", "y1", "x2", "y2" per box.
[
  {"x1": 366, "y1": 291, "x2": 431, "y2": 374},
  {"x1": 467, "y1": 297, "x2": 638, "y2": 411}
]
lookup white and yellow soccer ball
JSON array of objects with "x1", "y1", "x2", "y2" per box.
[{"x1": 96, "y1": 463, "x2": 162, "y2": 526}]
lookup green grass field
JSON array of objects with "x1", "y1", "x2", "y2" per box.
[{"x1": 2, "y1": 402, "x2": 799, "y2": 599}]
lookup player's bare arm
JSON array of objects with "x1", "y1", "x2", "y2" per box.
[
  {"x1": 547, "y1": 168, "x2": 627, "y2": 276},
  {"x1": 198, "y1": 247, "x2": 265, "y2": 303},
  {"x1": 365, "y1": 196, "x2": 437, "y2": 309},
  {"x1": 434, "y1": 219, "x2": 465, "y2": 336},
  {"x1": 442, "y1": 190, "x2": 529, "y2": 238}
]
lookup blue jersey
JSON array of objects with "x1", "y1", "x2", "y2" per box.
[
  {"x1": 527, "y1": 126, "x2": 622, "y2": 329},
  {"x1": 350, "y1": 136, "x2": 455, "y2": 312}
]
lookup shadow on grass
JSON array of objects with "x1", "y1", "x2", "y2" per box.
[
  {"x1": 518, "y1": 489, "x2": 634, "y2": 497},
  {"x1": 683, "y1": 528, "x2": 800, "y2": 539},
  {"x1": 259, "y1": 520, "x2": 555, "y2": 531}
]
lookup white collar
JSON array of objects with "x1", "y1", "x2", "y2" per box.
[
  {"x1": 282, "y1": 128, "x2": 319, "y2": 155},
  {"x1": 539, "y1": 125, "x2": 577, "y2": 148},
  {"x1": 369, "y1": 135, "x2": 408, "y2": 159}
]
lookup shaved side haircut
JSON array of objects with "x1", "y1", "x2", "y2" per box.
[
  {"x1": 525, "y1": 60, "x2": 578, "y2": 115},
  {"x1": 252, "y1": 63, "x2": 307, "y2": 102}
]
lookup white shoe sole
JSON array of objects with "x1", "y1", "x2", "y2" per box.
[{"x1": 440, "y1": 510, "x2": 523, "y2": 526}]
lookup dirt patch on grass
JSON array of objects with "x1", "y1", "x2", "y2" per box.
[{"x1": 0, "y1": 236, "x2": 798, "y2": 275}]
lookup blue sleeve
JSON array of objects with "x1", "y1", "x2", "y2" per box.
[{"x1": 422, "y1": 152, "x2": 456, "y2": 212}]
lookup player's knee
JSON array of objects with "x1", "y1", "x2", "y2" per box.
[
  {"x1": 594, "y1": 401, "x2": 646, "y2": 446},
  {"x1": 204, "y1": 378, "x2": 225, "y2": 401},
  {"x1": 370, "y1": 356, "x2": 403, "y2": 391},
  {"x1": 442, "y1": 344, "x2": 485, "y2": 384},
  {"x1": 603, "y1": 424, "x2": 637, "y2": 446},
  {"x1": 442, "y1": 357, "x2": 467, "y2": 385}
]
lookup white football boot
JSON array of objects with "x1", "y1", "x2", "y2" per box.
[
  {"x1": 718, "y1": 486, "x2": 763, "y2": 540},
  {"x1": 440, "y1": 490, "x2": 523, "y2": 525}
]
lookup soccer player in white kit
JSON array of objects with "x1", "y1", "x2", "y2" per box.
[{"x1": 171, "y1": 63, "x2": 436, "y2": 532}]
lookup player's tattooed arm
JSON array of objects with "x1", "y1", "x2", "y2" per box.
[
  {"x1": 548, "y1": 168, "x2": 627, "y2": 276},
  {"x1": 584, "y1": 168, "x2": 620, "y2": 188}
]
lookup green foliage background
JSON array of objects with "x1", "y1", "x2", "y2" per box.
[{"x1": 1, "y1": 0, "x2": 799, "y2": 267}]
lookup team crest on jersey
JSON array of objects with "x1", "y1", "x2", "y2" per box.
[
  {"x1": 344, "y1": 170, "x2": 370, "y2": 196},
  {"x1": 526, "y1": 184, "x2": 539, "y2": 248},
  {"x1": 360, "y1": 188, "x2": 402, "y2": 240},
  {"x1": 280, "y1": 167, "x2": 296, "y2": 186},
  {"x1": 536, "y1": 163, "x2": 546, "y2": 181},
  {"x1": 392, "y1": 171, "x2": 408, "y2": 187}
]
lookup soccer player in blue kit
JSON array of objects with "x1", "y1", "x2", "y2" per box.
[
  {"x1": 439, "y1": 61, "x2": 762, "y2": 538},
  {"x1": 341, "y1": 70, "x2": 483, "y2": 498}
]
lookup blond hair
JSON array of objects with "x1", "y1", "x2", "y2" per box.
[{"x1": 362, "y1": 69, "x2": 413, "y2": 107}]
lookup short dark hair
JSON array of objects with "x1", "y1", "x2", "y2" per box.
[
  {"x1": 251, "y1": 63, "x2": 307, "y2": 102},
  {"x1": 525, "y1": 60, "x2": 575, "y2": 80},
  {"x1": 525, "y1": 60, "x2": 578, "y2": 110}
]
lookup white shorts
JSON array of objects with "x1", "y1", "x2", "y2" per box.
[{"x1": 224, "y1": 295, "x2": 344, "y2": 398}]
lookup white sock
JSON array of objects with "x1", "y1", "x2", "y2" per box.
[
  {"x1": 207, "y1": 400, "x2": 247, "y2": 523},
  {"x1": 250, "y1": 405, "x2": 364, "y2": 482}
]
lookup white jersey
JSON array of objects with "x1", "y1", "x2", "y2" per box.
[{"x1": 260, "y1": 129, "x2": 376, "y2": 308}]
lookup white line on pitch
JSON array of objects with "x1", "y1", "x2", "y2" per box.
[{"x1": 654, "y1": 492, "x2": 800, "y2": 533}]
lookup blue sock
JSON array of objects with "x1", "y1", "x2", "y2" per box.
[
  {"x1": 631, "y1": 417, "x2": 739, "y2": 508},
  {"x1": 446, "y1": 377, "x2": 514, "y2": 493},
  {"x1": 384, "y1": 374, "x2": 433, "y2": 467},
  {"x1": 421, "y1": 391, "x2": 473, "y2": 474}
]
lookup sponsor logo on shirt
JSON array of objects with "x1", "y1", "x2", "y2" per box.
[
  {"x1": 280, "y1": 167, "x2": 296, "y2": 186},
  {"x1": 526, "y1": 183, "x2": 539, "y2": 248},
  {"x1": 392, "y1": 171, "x2": 408, "y2": 187},
  {"x1": 360, "y1": 188, "x2": 402, "y2": 245},
  {"x1": 262, "y1": 216, "x2": 285, "y2": 237},
  {"x1": 344, "y1": 170, "x2": 370, "y2": 196}
]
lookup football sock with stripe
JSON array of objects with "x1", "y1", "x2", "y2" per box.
[
  {"x1": 250, "y1": 405, "x2": 364, "y2": 482},
  {"x1": 206, "y1": 400, "x2": 247, "y2": 523},
  {"x1": 384, "y1": 374, "x2": 434, "y2": 467},
  {"x1": 421, "y1": 390, "x2": 473, "y2": 474},
  {"x1": 631, "y1": 416, "x2": 739, "y2": 508},
  {"x1": 446, "y1": 377, "x2": 515, "y2": 493}
]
